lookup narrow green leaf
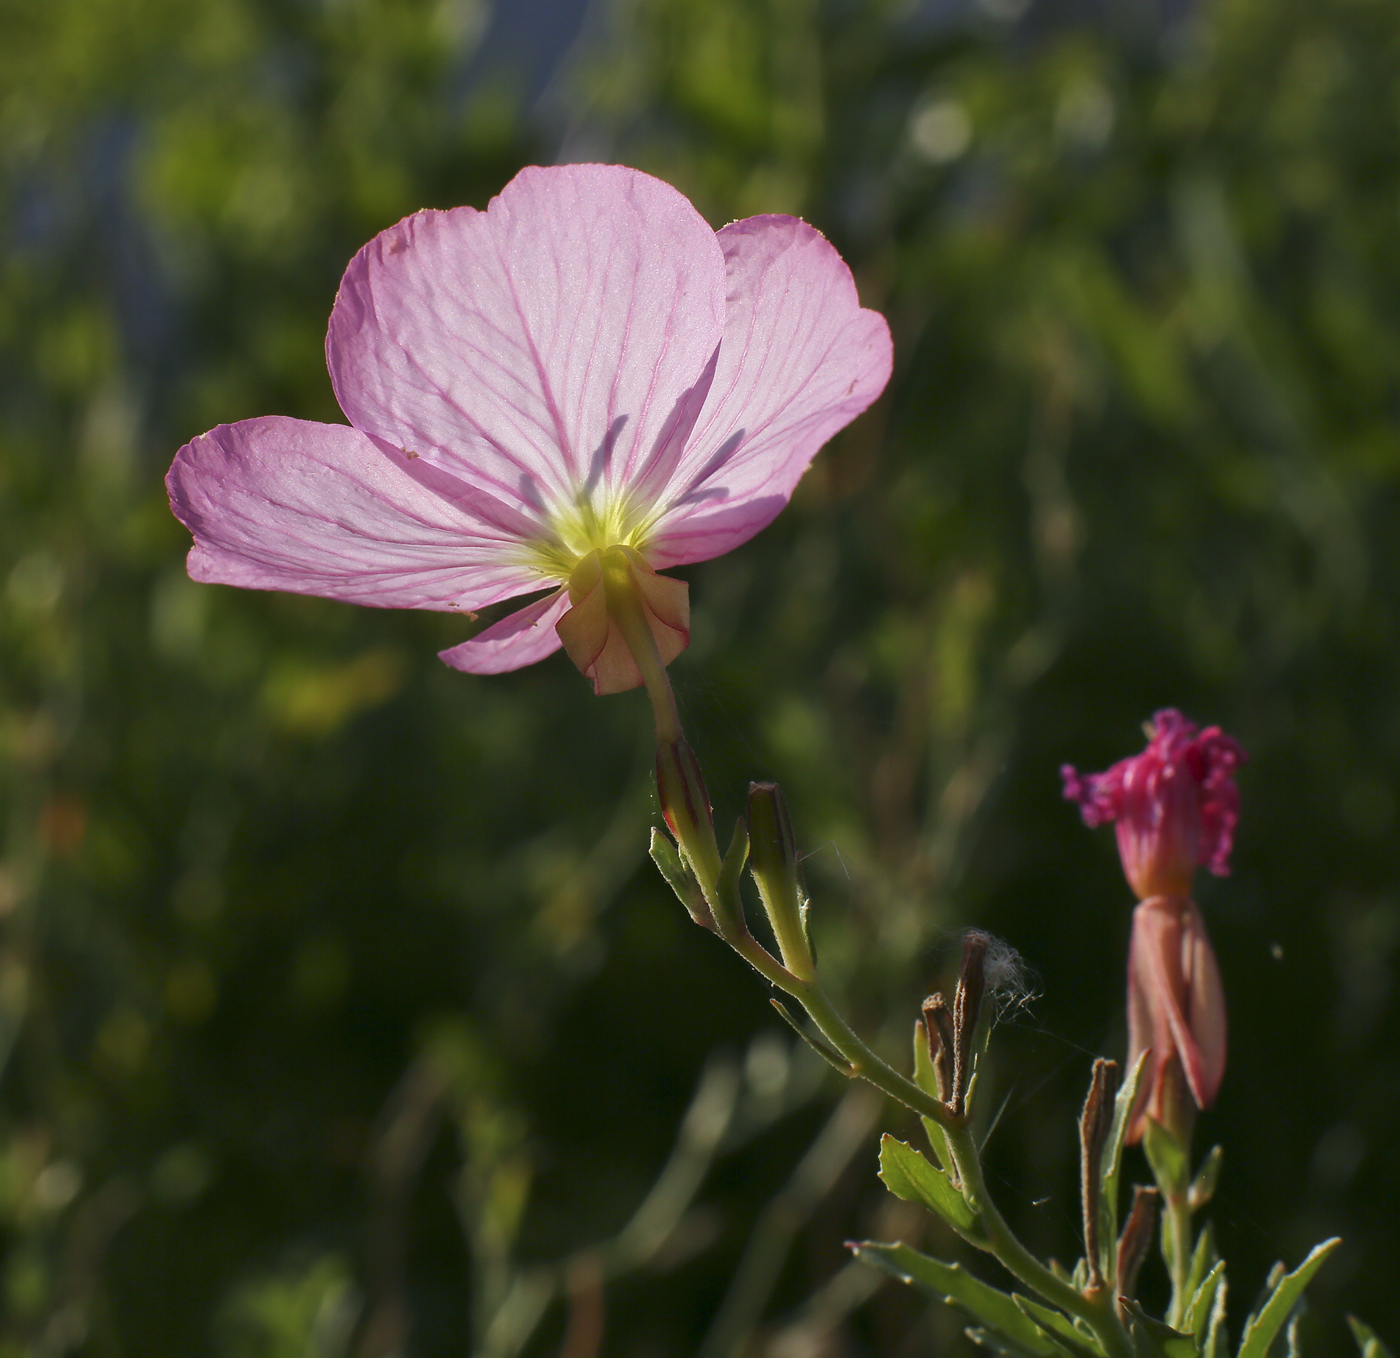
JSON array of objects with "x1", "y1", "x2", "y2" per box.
[
  {"x1": 912, "y1": 1020, "x2": 957, "y2": 1176},
  {"x1": 769, "y1": 998, "x2": 851, "y2": 1076},
  {"x1": 968, "y1": 1327, "x2": 1043, "y2": 1358},
  {"x1": 1347, "y1": 1317, "x2": 1396, "y2": 1358},
  {"x1": 1015, "y1": 1295, "x2": 1104, "y2": 1357},
  {"x1": 852, "y1": 1242, "x2": 1062, "y2": 1358},
  {"x1": 718, "y1": 817, "x2": 749, "y2": 907},
  {"x1": 1203, "y1": 1274, "x2": 1229, "y2": 1358},
  {"x1": 877, "y1": 1134, "x2": 978, "y2": 1233},
  {"x1": 1250, "y1": 1263, "x2": 1286, "y2": 1321},
  {"x1": 1143, "y1": 1117, "x2": 1190, "y2": 1197},
  {"x1": 1186, "y1": 1261, "x2": 1226, "y2": 1345},
  {"x1": 649, "y1": 828, "x2": 709, "y2": 927},
  {"x1": 1236, "y1": 1239, "x2": 1342, "y2": 1358},
  {"x1": 1184, "y1": 1225, "x2": 1220, "y2": 1316},
  {"x1": 1120, "y1": 1298, "x2": 1200, "y2": 1358},
  {"x1": 1188, "y1": 1147, "x2": 1224, "y2": 1213},
  {"x1": 1099, "y1": 1052, "x2": 1148, "y2": 1283}
]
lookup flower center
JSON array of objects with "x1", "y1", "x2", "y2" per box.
[{"x1": 523, "y1": 489, "x2": 657, "y2": 580}]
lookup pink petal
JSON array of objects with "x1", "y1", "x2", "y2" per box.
[
  {"x1": 168, "y1": 416, "x2": 545, "y2": 610},
  {"x1": 327, "y1": 164, "x2": 727, "y2": 524},
  {"x1": 645, "y1": 215, "x2": 893, "y2": 568},
  {"x1": 438, "y1": 588, "x2": 569, "y2": 673},
  {"x1": 1131, "y1": 898, "x2": 1224, "y2": 1115},
  {"x1": 1182, "y1": 901, "x2": 1227, "y2": 1108},
  {"x1": 1126, "y1": 903, "x2": 1169, "y2": 1141}
]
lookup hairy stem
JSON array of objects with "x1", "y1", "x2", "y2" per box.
[
  {"x1": 722, "y1": 917, "x2": 1133, "y2": 1358},
  {"x1": 1164, "y1": 1189, "x2": 1192, "y2": 1327},
  {"x1": 633, "y1": 645, "x2": 1132, "y2": 1358}
]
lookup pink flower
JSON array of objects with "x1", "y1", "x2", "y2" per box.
[
  {"x1": 166, "y1": 164, "x2": 892, "y2": 693},
  {"x1": 1063, "y1": 710, "x2": 1244, "y2": 1140},
  {"x1": 1061, "y1": 709, "x2": 1245, "y2": 900}
]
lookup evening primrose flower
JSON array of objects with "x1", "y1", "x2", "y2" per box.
[
  {"x1": 166, "y1": 164, "x2": 892, "y2": 695},
  {"x1": 1063, "y1": 710, "x2": 1245, "y2": 1140}
]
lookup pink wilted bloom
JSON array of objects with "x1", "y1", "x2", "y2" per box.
[
  {"x1": 1061, "y1": 709, "x2": 1245, "y2": 901},
  {"x1": 166, "y1": 164, "x2": 892, "y2": 694},
  {"x1": 1063, "y1": 710, "x2": 1245, "y2": 1141}
]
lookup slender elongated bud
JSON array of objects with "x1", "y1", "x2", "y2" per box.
[
  {"x1": 950, "y1": 931, "x2": 988, "y2": 1118},
  {"x1": 921, "y1": 994, "x2": 955, "y2": 1103},
  {"x1": 655, "y1": 737, "x2": 723, "y2": 897},
  {"x1": 1115, "y1": 1185, "x2": 1160, "y2": 1300},
  {"x1": 746, "y1": 782, "x2": 813, "y2": 980},
  {"x1": 1079, "y1": 1058, "x2": 1121, "y2": 1290}
]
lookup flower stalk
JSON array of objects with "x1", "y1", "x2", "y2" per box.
[{"x1": 633, "y1": 627, "x2": 1134, "y2": 1358}]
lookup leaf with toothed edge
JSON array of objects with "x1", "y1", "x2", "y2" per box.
[
  {"x1": 967, "y1": 1326, "x2": 1041, "y2": 1358},
  {"x1": 877, "y1": 1135, "x2": 978, "y2": 1234},
  {"x1": 1236, "y1": 1240, "x2": 1342, "y2": 1358},
  {"x1": 852, "y1": 1242, "x2": 1065, "y2": 1358}
]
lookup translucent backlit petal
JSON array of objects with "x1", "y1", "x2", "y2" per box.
[
  {"x1": 1182, "y1": 900, "x2": 1227, "y2": 1108},
  {"x1": 327, "y1": 164, "x2": 727, "y2": 526},
  {"x1": 167, "y1": 417, "x2": 544, "y2": 611},
  {"x1": 438, "y1": 589, "x2": 570, "y2": 674},
  {"x1": 646, "y1": 215, "x2": 892, "y2": 568}
]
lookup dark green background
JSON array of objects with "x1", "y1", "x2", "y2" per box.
[{"x1": 1, "y1": 0, "x2": 1397, "y2": 1352}]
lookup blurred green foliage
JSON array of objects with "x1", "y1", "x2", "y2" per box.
[{"x1": 2, "y1": 0, "x2": 1399, "y2": 1352}]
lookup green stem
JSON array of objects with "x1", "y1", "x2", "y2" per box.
[
  {"x1": 601, "y1": 552, "x2": 680, "y2": 744},
  {"x1": 624, "y1": 610, "x2": 1131, "y2": 1358},
  {"x1": 1164, "y1": 1189, "x2": 1192, "y2": 1327},
  {"x1": 723, "y1": 923, "x2": 1132, "y2": 1358}
]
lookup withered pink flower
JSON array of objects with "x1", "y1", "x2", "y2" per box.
[
  {"x1": 1061, "y1": 709, "x2": 1244, "y2": 901},
  {"x1": 1063, "y1": 710, "x2": 1245, "y2": 1140},
  {"x1": 167, "y1": 164, "x2": 892, "y2": 694}
]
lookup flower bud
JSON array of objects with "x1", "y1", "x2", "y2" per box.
[
  {"x1": 921, "y1": 994, "x2": 955, "y2": 1103},
  {"x1": 1115, "y1": 1185, "x2": 1160, "y2": 1300},
  {"x1": 746, "y1": 782, "x2": 813, "y2": 979},
  {"x1": 1078, "y1": 1058, "x2": 1120, "y2": 1290},
  {"x1": 950, "y1": 931, "x2": 988, "y2": 1118},
  {"x1": 655, "y1": 737, "x2": 722, "y2": 897}
]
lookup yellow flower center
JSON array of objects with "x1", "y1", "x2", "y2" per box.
[{"x1": 523, "y1": 489, "x2": 658, "y2": 580}]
